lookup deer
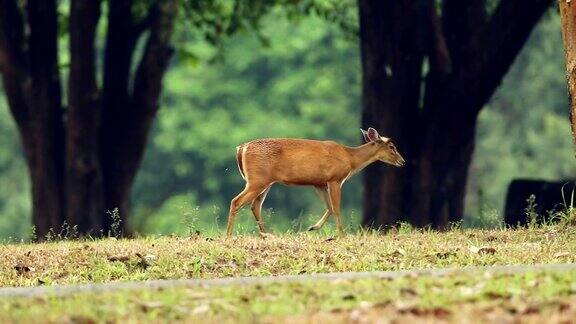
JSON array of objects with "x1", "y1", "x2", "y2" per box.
[{"x1": 227, "y1": 127, "x2": 405, "y2": 237}]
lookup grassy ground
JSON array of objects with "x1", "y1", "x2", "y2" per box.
[
  {"x1": 2, "y1": 270, "x2": 576, "y2": 323},
  {"x1": 1, "y1": 225, "x2": 576, "y2": 287}
]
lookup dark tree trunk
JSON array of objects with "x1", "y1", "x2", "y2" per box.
[
  {"x1": 0, "y1": 0, "x2": 177, "y2": 239},
  {"x1": 26, "y1": 0, "x2": 66, "y2": 237},
  {"x1": 409, "y1": 97, "x2": 478, "y2": 229},
  {"x1": 358, "y1": 0, "x2": 428, "y2": 228},
  {"x1": 100, "y1": 0, "x2": 139, "y2": 232},
  {"x1": 67, "y1": 0, "x2": 105, "y2": 234},
  {"x1": 359, "y1": 0, "x2": 552, "y2": 229},
  {"x1": 0, "y1": 0, "x2": 66, "y2": 237},
  {"x1": 101, "y1": 0, "x2": 177, "y2": 232}
]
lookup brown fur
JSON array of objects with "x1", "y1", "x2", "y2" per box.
[
  {"x1": 242, "y1": 139, "x2": 352, "y2": 186},
  {"x1": 226, "y1": 131, "x2": 405, "y2": 237}
]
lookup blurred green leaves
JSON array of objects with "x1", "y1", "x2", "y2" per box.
[
  {"x1": 130, "y1": 11, "x2": 362, "y2": 234},
  {"x1": 465, "y1": 12, "x2": 575, "y2": 226},
  {"x1": 177, "y1": 0, "x2": 357, "y2": 63},
  {"x1": 0, "y1": 97, "x2": 31, "y2": 240},
  {"x1": 0, "y1": 5, "x2": 573, "y2": 238}
]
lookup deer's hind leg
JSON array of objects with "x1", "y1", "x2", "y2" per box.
[
  {"x1": 251, "y1": 186, "x2": 271, "y2": 235},
  {"x1": 227, "y1": 182, "x2": 269, "y2": 236},
  {"x1": 308, "y1": 185, "x2": 331, "y2": 231}
]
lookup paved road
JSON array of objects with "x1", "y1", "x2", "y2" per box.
[{"x1": 1, "y1": 263, "x2": 576, "y2": 298}]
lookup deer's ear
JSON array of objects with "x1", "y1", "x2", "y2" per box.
[
  {"x1": 367, "y1": 127, "x2": 381, "y2": 142},
  {"x1": 360, "y1": 128, "x2": 370, "y2": 143}
]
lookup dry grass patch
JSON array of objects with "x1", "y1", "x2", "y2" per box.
[{"x1": 1, "y1": 226, "x2": 576, "y2": 287}]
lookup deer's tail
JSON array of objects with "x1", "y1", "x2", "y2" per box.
[{"x1": 236, "y1": 145, "x2": 246, "y2": 180}]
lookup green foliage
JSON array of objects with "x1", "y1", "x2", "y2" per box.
[
  {"x1": 0, "y1": 7, "x2": 573, "y2": 238},
  {"x1": 179, "y1": 0, "x2": 357, "y2": 54},
  {"x1": 131, "y1": 12, "x2": 363, "y2": 234},
  {"x1": 0, "y1": 98, "x2": 30, "y2": 240},
  {"x1": 464, "y1": 12, "x2": 575, "y2": 227}
]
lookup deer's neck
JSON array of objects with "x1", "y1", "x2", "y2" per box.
[{"x1": 347, "y1": 143, "x2": 379, "y2": 175}]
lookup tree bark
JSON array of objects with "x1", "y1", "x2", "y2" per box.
[
  {"x1": 409, "y1": 96, "x2": 479, "y2": 229},
  {"x1": 99, "y1": 0, "x2": 139, "y2": 232},
  {"x1": 360, "y1": 0, "x2": 552, "y2": 229},
  {"x1": 67, "y1": 0, "x2": 105, "y2": 234},
  {"x1": 101, "y1": 0, "x2": 178, "y2": 232},
  {"x1": 1, "y1": 0, "x2": 178, "y2": 238},
  {"x1": 358, "y1": 0, "x2": 429, "y2": 228},
  {"x1": 25, "y1": 0, "x2": 66, "y2": 238},
  {"x1": 0, "y1": 0, "x2": 66, "y2": 238},
  {"x1": 560, "y1": 0, "x2": 576, "y2": 147}
]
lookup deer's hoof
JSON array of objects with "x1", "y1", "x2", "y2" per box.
[
  {"x1": 307, "y1": 226, "x2": 319, "y2": 231},
  {"x1": 259, "y1": 232, "x2": 275, "y2": 239}
]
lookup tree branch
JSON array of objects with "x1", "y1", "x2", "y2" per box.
[
  {"x1": 442, "y1": 0, "x2": 487, "y2": 69},
  {"x1": 102, "y1": 0, "x2": 136, "y2": 113},
  {"x1": 0, "y1": 0, "x2": 26, "y2": 74},
  {"x1": 427, "y1": 0, "x2": 451, "y2": 76},
  {"x1": 132, "y1": 0, "x2": 177, "y2": 115},
  {"x1": 69, "y1": 0, "x2": 101, "y2": 118},
  {"x1": 0, "y1": 0, "x2": 29, "y2": 125},
  {"x1": 461, "y1": 0, "x2": 553, "y2": 109},
  {"x1": 125, "y1": 0, "x2": 177, "y2": 173}
]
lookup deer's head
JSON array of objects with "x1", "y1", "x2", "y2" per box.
[{"x1": 361, "y1": 127, "x2": 405, "y2": 167}]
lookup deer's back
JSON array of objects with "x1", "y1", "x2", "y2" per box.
[{"x1": 239, "y1": 138, "x2": 352, "y2": 186}]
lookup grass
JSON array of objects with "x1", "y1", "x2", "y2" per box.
[
  {"x1": 2, "y1": 270, "x2": 576, "y2": 323},
  {"x1": 2, "y1": 225, "x2": 576, "y2": 287}
]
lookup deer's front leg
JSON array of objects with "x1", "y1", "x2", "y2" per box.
[
  {"x1": 308, "y1": 185, "x2": 331, "y2": 231},
  {"x1": 328, "y1": 181, "x2": 344, "y2": 236}
]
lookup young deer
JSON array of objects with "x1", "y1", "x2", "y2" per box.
[{"x1": 227, "y1": 127, "x2": 405, "y2": 237}]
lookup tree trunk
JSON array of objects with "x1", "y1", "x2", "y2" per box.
[
  {"x1": 358, "y1": 0, "x2": 428, "y2": 228},
  {"x1": 66, "y1": 0, "x2": 105, "y2": 234},
  {"x1": 1, "y1": 0, "x2": 177, "y2": 239},
  {"x1": 99, "y1": 0, "x2": 139, "y2": 232},
  {"x1": 560, "y1": 0, "x2": 576, "y2": 147},
  {"x1": 25, "y1": 0, "x2": 66, "y2": 237},
  {"x1": 360, "y1": 0, "x2": 552, "y2": 229},
  {"x1": 409, "y1": 99, "x2": 478, "y2": 229},
  {"x1": 101, "y1": 0, "x2": 177, "y2": 232}
]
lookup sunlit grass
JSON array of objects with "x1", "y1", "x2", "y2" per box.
[
  {"x1": 135, "y1": 202, "x2": 364, "y2": 238},
  {"x1": 2, "y1": 270, "x2": 576, "y2": 323},
  {"x1": 1, "y1": 225, "x2": 576, "y2": 287}
]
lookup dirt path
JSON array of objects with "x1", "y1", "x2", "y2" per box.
[{"x1": 2, "y1": 263, "x2": 576, "y2": 298}]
